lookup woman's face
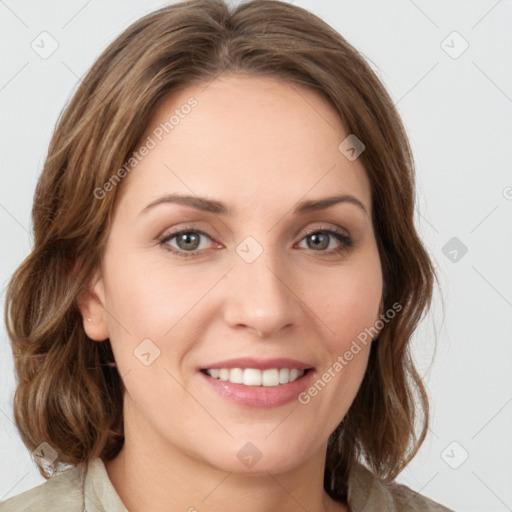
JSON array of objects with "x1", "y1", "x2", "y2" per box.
[{"x1": 84, "y1": 74, "x2": 383, "y2": 474}]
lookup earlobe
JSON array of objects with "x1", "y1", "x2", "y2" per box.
[{"x1": 77, "y1": 271, "x2": 109, "y2": 342}]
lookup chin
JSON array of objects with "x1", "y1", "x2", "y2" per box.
[{"x1": 198, "y1": 434, "x2": 317, "y2": 475}]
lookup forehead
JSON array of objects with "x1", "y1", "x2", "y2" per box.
[{"x1": 115, "y1": 74, "x2": 372, "y2": 218}]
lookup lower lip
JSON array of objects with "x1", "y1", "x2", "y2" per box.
[{"x1": 198, "y1": 370, "x2": 315, "y2": 408}]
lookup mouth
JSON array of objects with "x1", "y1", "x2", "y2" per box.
[
  {"x1": 200, "y1": 367, "x2": 312, "y2": 387},
  {"x1": 198, "y1": 357, "x2": 315, "y2": 408}
]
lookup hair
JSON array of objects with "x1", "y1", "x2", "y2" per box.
[{"x1": 5, "y1": 0, "x2": 438, "y2": 503}]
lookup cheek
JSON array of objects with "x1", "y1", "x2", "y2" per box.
[
  {"x1": 103, "y1": 249, "x2": 213, "y2": 337},
  {"x1": 299, "y1": 258, "x2": 381, "y2": 426},
  {"x1": 313, "y1": 256, "x2": 383, "y2": 352}
]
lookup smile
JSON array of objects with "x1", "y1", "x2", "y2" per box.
[{"x1": 201, "y1": 368, "x2": 306, "y2": 386}]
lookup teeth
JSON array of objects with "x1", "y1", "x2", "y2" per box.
[
  {"x1": 279, "y1": 368, "x2": 289, "y2": 384},
  {"x1": 244, "y1": 368, "x2": 261, "y2": 386},
  {"x1": 290, "y1": 369, "x2": 301, "y2": 381},
  {"x1": 229, "y1": 367, "x2": 244, "y2": 384},
  {"x1": 204, "y1": 367, "x2": 305, "y2": 386},
  {"x1": 262, "y1": 369, "x2": 279, "y2": 387}
]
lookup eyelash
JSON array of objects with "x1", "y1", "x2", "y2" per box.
[{"x1": 158, "y1": 225, "x2": 353, "y2": 259}]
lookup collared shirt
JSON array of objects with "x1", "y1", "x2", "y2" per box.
[{"x1": 0, "y1": 458, "x2": 454, "y2": 511}]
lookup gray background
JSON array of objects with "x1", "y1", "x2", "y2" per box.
[{"x1": 1, "y1": 1, "x2": 511, "y2": 510}]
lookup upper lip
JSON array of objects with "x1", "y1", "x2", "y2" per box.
[{"x1": 199, "y1": 357, "x2": 314, "y2": 371}]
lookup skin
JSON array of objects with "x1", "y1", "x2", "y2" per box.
[{"x1": 80, "y1": 74, "x2": 383, "y2": 512}]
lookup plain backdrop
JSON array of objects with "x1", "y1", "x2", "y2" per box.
[{"x1": 1, "y1": 1, "x2": 511, "y2": 510}]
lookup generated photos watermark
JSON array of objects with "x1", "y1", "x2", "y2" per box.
[
  {"x1": 94, "y1": 96, "x2": 198, "y2": 200},
  {"x1": 298, "y1": 301, "x2": 402, "y2": 405}
]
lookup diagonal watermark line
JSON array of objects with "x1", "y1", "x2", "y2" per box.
[
  {"x1": 161, "y1": 162, "x2": 336, "y2": 343},
  {"x1": 288, "y1": 82, "x2": 339, "y2": 133},
  {"x1": 0, "y1": 62, "x2": 29, "y2": 92},
  {"x1": 0, "y1": 278, "x2": 9, "y2": 293},
  {"x1": 406, "y1": 0, "x2": 439, "y2": 29},
  {"x1": 100, "y1": 303, "x2": 132, "y2": 337},
  {"x1": 471, "y1": 0, "x2": 502, "y2": 30},
  {"x1": 60, "y1": 467, "x2": 104, "y2": 512},
  {"x1": 61, "y1": 60, "x2": 112, "y2": 112},
  {"x1": 471, "y1": 470, "x2": 512, "y2": 510},
  {"x1": 61, "y1": 60, "x2": 83, "y2": 82},
  {"x1": 265, "y1": 407, "x2": 296, "y2": 438},
  {"x1": 61, "y1": 0, "x2": 93, "y2": 29},
  {"x1": 470, "y1": 204, "x2": 499, "y2": 233},
  {"x1": 199, "y1": 63, "x2": 231, "y2": 94},
  {"x1": 163, "y1": 163, "x2": 232, "y2": 233},
  {"x1": 428, "y1": 425, "x2": 439, "y2": 439},
  {"x1": 396, "y1": 62, "x2": 439, "y2": 105},
  {"x1": 472, "y1": 61, "x2": 512, "y2": 105},
  {"x1": 201, "y1": 471, "x2": 233, "y2": 502},
  {"x1": 0, "y1": 407, "x2": 16, "y2": 429},
  {"x1": 0, "y1": 407, "x2": 14, "y2": 442},
  {"x1": 0, "y1": 0, "x2": 29, "y2": 28},
  {"x1": 264, "y1": 265, "x2": 337, "y2": 335},
  {"x1": 162, "y1": 268, "x2": 233, "y2": 338},
  {"x1": 403, "y1": 472, "x2": 439, "y2": 509},
  {"x1": 471, "y1": 265, "x2": 512, "y2": 308},
  {"x1": 0, "y1": 279, "x2": 11, "y2": 298},
  {"x1": 119, "y1": 367, "x2": 132, "y2": 380},
  {"x1": 266, "y1": 164, "x2": 337, "y2": 234},
  {"x1": 472, "y1": 397, "x2": 512, "y2": 439},
  {"x1": 418, "y1": 211, "x2": 439, "y2": 234},
  {"x1": 265, "y1": 472, "x2": 309, "y2": 511},
  {"x1": 163, "y1": 367, "x2": 234, "y2": 438},
  {"x1": 0, "y1": 202, "x2": 29, "y2": 234},
  {"x1": 0, "y1": 472, "x2": 29, "y2": 502}
]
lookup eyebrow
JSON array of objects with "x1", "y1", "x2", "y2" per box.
[{"x1": 140, "y1": 193, "x2": 369, "y2": 217}]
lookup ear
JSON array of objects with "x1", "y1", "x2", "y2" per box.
[{"x1": 77, "y1": 268, "x2": 110, "y2": 342}]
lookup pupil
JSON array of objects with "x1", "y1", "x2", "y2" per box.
[
  {"x1": 310, "y1": 233, "x2": 328, "y2": 250},
  {"x1": 180, "y1": 233, "x2": 198, "y2": 250}
]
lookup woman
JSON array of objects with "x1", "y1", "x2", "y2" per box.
[{"x1": 2, "y1": 0, "x2": 454, "y2": 510}]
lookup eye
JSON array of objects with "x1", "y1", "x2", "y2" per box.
[
  {"x1": 158, "y1": 225, "x2": 353, "y2": 259},
  {"x1": 159, "y1": 228, "x2": 218, "y2": 259},
  {"x1": 296, "y1": 227, "x2": 353, "y2": 256}
]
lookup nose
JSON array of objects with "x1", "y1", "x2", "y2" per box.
[{"x1": 223, "y1": 247, "x2": 299, "y2": 339}]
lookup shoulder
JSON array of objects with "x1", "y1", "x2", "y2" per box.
[
  {"x1": 348, "y1": 462, "x2": 455, "y2": 512},
  {"x1": 0, "y1": 464, "x2": 85, "y2": 512},
  {"x1": 0, "y1": 458, "x2": 127, "y2": 512}
]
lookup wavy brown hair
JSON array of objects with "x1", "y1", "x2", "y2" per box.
[{"x1": 5, "y1": 0, "x2": 437, "y2": 503}]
